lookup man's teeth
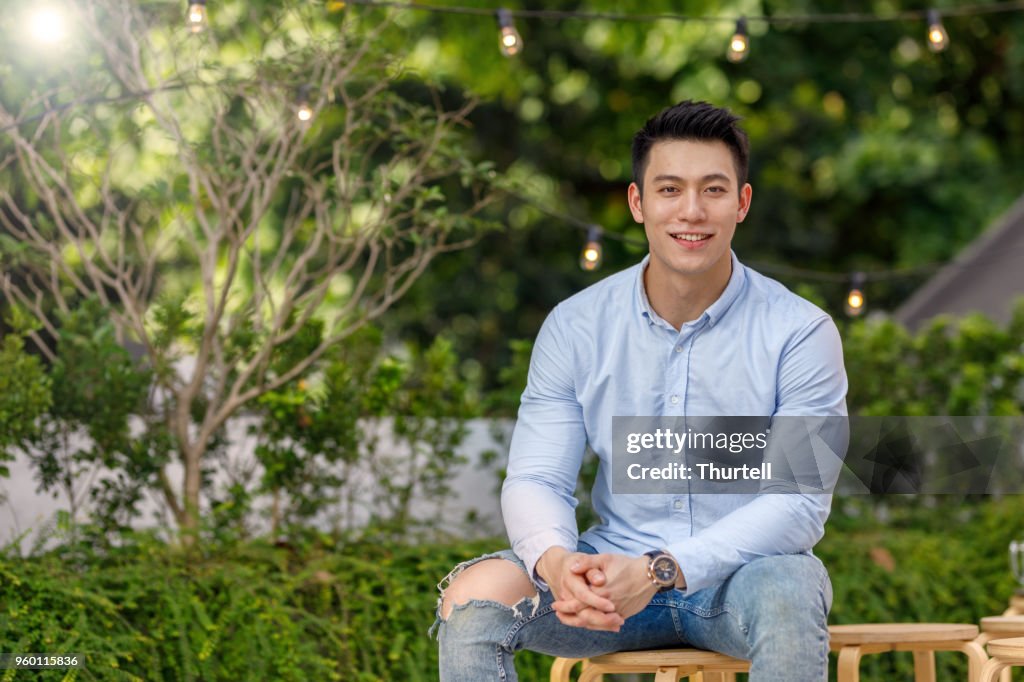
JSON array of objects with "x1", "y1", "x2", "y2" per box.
[{"x1": 672, "y1": 234, "x2": 710, "y2": 242}]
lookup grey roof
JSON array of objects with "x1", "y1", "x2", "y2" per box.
[{"x1": 894, "y1": 194, "x2": 1024, "y2": 330}]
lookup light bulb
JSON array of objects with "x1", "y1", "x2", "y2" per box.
[
  {"x1": 187, "y1": 0, "x2": 207, "y2": 33},
  {"x1": 579, "y1": 226, "x2": 603, "y2": 271},
  {"x1": 845, "y1": 273, "x2": 866, "y2": 317},
  {"x1": 497, "y1": 9, "x2": 522, "y2": 57},
  {"x1": 926, "y1": 10, "x2": 949, "y2": 52},
  {"x1": 727, "y1": 17, "x2": 749, "y2": 63},
  {"x1": 296, "y1": 85, "x2": 313, "y2": 123},
  {"x1": 28, "y1": 7, "x2": 66, "y2": 46}
]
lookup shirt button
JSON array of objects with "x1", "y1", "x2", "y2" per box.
[
  {"x1": 673, "y1": 499, "x2": 683, "y2": 510},
  {"x1": 670, "y1": 395, "x2": 680, "y2": 405},
  {"x1": 675, "y1": 346, "x2": 683, "y2": 353}
]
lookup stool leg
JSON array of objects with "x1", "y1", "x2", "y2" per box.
[
  {"x1": 1000, "y1": 668, "x2": 1012, "y2": 682},
  {"x1": 912, "y1": 650, "x2": 936, "y2": 682},
  {"x1": 654, "y1": 666, "x2": 681, "y2": 682},
  {"x1": 550, "y1": 657, "x2": 582, "y2": 682},
  {"x1": 959, "y1": 639, "x2": 990, "y2": 682},
  {"x1": 836, "y1": 645, "x2": 864, "y2": 682},
  {"x1": 702, "y1": 673, "x2": 729, "y2": 682},
  {"x1": 577, "y1": 661, "x2": 605, "y2": 682},
  {"x1": 980, "y1": 659, "x2": 1009, "y2": 682}
]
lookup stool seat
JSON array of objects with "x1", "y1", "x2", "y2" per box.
[
  {"x1": 987, "y1": 638, "x2": 1024, "y2": 660},
  {"x1": 828, "y1": 623, "x2": 986, "y2": 682},
  {"x1": 550, "y1": 648, "x2": 749, "y2": 682},
  {"x1": 983, "y1": 617, "x2": 1024, "y2": 635},
  {"x1": 830, "y1": 622, "x2": 980, "y2": 646},
  {"x1": 587, "y1": 648, "x2": 747, "y2": 668}
]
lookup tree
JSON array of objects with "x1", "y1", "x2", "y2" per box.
[
  {"x1": 0, "y1": 0, "x2": 503, "y2": 539},
  {"x1": 366, "y1": 0, "x2": 1024, "y2": 377}
]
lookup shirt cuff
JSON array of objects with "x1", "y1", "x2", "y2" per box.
[
  {"x1": 666, "y1": 537, "x2": 721, "y2": 595},
  {"x1": 512, "y1": 530, "x2": 578, "y2": 592}
]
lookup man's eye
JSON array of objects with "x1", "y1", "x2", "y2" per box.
[{"x1": 706, "y1": 186, "x2": 726, "y2": 194}]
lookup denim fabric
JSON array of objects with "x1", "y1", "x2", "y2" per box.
[{"x1": 433, "y1": 543, "x2": 832, "y2": 682}]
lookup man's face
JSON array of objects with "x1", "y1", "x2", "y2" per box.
[{"x1": 628, "y1": 139, "x2": 752, "y2": 282}]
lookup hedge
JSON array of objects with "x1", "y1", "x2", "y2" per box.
[{"x1": 1, "y1": 496, "x2": 1022, "y2": 681}]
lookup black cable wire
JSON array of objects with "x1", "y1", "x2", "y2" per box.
[{"x1": 341, "y1": 0, "x2": 1024, "y2": 25}]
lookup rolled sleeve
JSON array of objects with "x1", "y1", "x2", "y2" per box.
[{"x1": 501, "y1": 307, "x2": 588, "y2": 588}]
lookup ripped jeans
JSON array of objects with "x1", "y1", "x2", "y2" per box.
[{"x1": 431, "y1": 543, "x2": 832, "y2": 682}]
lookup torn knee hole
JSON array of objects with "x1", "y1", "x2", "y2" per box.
[{"x1": 440, "y1": 594, "x2": 541, "y2": 622}]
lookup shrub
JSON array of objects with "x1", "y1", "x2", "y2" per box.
[{"x1": 3, "y1": 497, "x2": 1023, "y2": 681}]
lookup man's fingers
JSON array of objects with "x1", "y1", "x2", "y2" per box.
[
  {"x1": 569, "y1": 554, "x2": 604, "y2": 574},
  {"x1": 563, "y1": 573, "x2": 616, "y2": 612},
  {"x1": 555, "y1": 608, "x2": 624, "y2": 631},
  {"x1": 568, "y1": 554, "x2": 607, "y2": 586},
  {"x1": 551, "y1": 598, "x2": 586, "y2": 614}
]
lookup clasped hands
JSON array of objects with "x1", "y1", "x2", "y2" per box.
[{"x1": 535, "y1": 546, "x2": 660, "y2": 632}]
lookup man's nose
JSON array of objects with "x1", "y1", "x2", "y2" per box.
[{"x1": 677, "y1": 190, "x2": 706, "y2": 222}]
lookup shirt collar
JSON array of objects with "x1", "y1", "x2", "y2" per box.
[{"x1": 634, "y1": 251, "x2": 747, "y2": 329}]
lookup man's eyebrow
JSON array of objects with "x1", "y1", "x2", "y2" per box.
[{"x1": 651, "y1": 173, "x2": 733, "y2": 185}]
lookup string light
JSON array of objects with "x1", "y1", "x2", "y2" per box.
[
  {"x1": 496, "y1": 8, "x2": 523, "y2": 57},
  {"x1": 727, "y1": 17, "x2": 750, "y2": 63},
  {"x1": 845, "y1": 272, "x2": 867, "y2": 317},
  {"x1": 295, "y1": 85, "x2": 313, "y2": 122},
  {"x1": 186, "y1": 0, "x2": 208, "y2": 33},
  {"x1": 926, "y1": 9, "x2": 950, "y2": 52},
  {"x1": 2, "y1": 0, "x2": 1011, "y2": 300},
  {"x1": 339, "y1": 0, "x2": 1024, "y2": 26},
  {"x1": 28, "y1": 7, "x2": 67, "y2": 46},
  {"x1": 579, "y1": 225, "x2": 603, "y2": 271}
]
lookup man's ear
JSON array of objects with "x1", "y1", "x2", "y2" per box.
[
  {"x1": 736, "y1": 183, "x2": 753, "y2": 223},
  {"x1": 627, "y1": 182, "x2": 644, "y2": 224}
]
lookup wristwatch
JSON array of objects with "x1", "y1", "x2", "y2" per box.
[{"x1": 644, "y1": 550, "x2": 679, "y2": 592}]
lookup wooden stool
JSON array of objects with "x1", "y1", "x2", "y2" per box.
[
  {"x1": 550, "y1": 649, "x2": 750, "y2": 682},
  {"x1": 979, "y1": 619, "x2": 1024, "y2": 682},
  {"x1": 980, "y1": 617, "x2": 1024, "y2": 645},
  {"x1": 981, "y1": 638, "x2": 1024, "y2": 682},
  {"x1": 829, "y1": 623, "x2": 987, "y2": 682}
]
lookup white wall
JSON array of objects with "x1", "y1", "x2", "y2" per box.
[{"x1": 0, "y1": 418, "x2": 511, "y2": 550}]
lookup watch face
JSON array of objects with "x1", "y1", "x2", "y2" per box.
[{"x1": 652, "y1": 555, "x2": 677, "y2": 584}]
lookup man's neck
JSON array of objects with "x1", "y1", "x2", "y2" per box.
[{"x1": 643, "y1": 256, "x2": 732, "y2": 331}]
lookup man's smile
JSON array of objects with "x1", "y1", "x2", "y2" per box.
[{"x1": 669, "y1": 232, "x2": 713, "y2": 248}]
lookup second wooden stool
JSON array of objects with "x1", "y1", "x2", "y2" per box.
[{"x1": 829, "y1": 622, "x2": 987, "y2": 682}]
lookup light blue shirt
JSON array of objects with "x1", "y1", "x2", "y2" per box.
[{"x1": 501, "y1": 252, "x2": 848, "y2": 594}]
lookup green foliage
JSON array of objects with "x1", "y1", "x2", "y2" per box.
[
  {"x1": 0, "y1": 332, "x2": 51, "y2": 476},
  {"x1": 370, "y1": 0, "x2": 1024, "y2": 383},
  {"x1": 0, "y1": 533, "x2": 549, "y2": 682},
  {"x1": 48, "y1": 300, "x2": 152, "y2": 456},
  {"x1": 844, "y1": 300, "x2": 1024, "y2": 416},
  {"x1": 2, "y1": 498, "x2": 1023, "y2": 681},
  {"x1": 249, "y1": 325, "x2": 481, "y2": 540},
  {"x1": 0, "y1": 301, "x2": 155, "y2": 534},
  {"x1": 818, "y1": 496, "x2": 1024, "y2": 681},
  {"x1": 0, "y1": 0, "x2": 509, "y2": 538}
]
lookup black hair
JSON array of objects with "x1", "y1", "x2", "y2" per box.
[{"x1": 631, "y1": 100, "x2": 750, "y2": 194}]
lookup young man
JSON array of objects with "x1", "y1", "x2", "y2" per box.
[{"x1": 432, "y1": 100, "x2": 847, "y2": 681}]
